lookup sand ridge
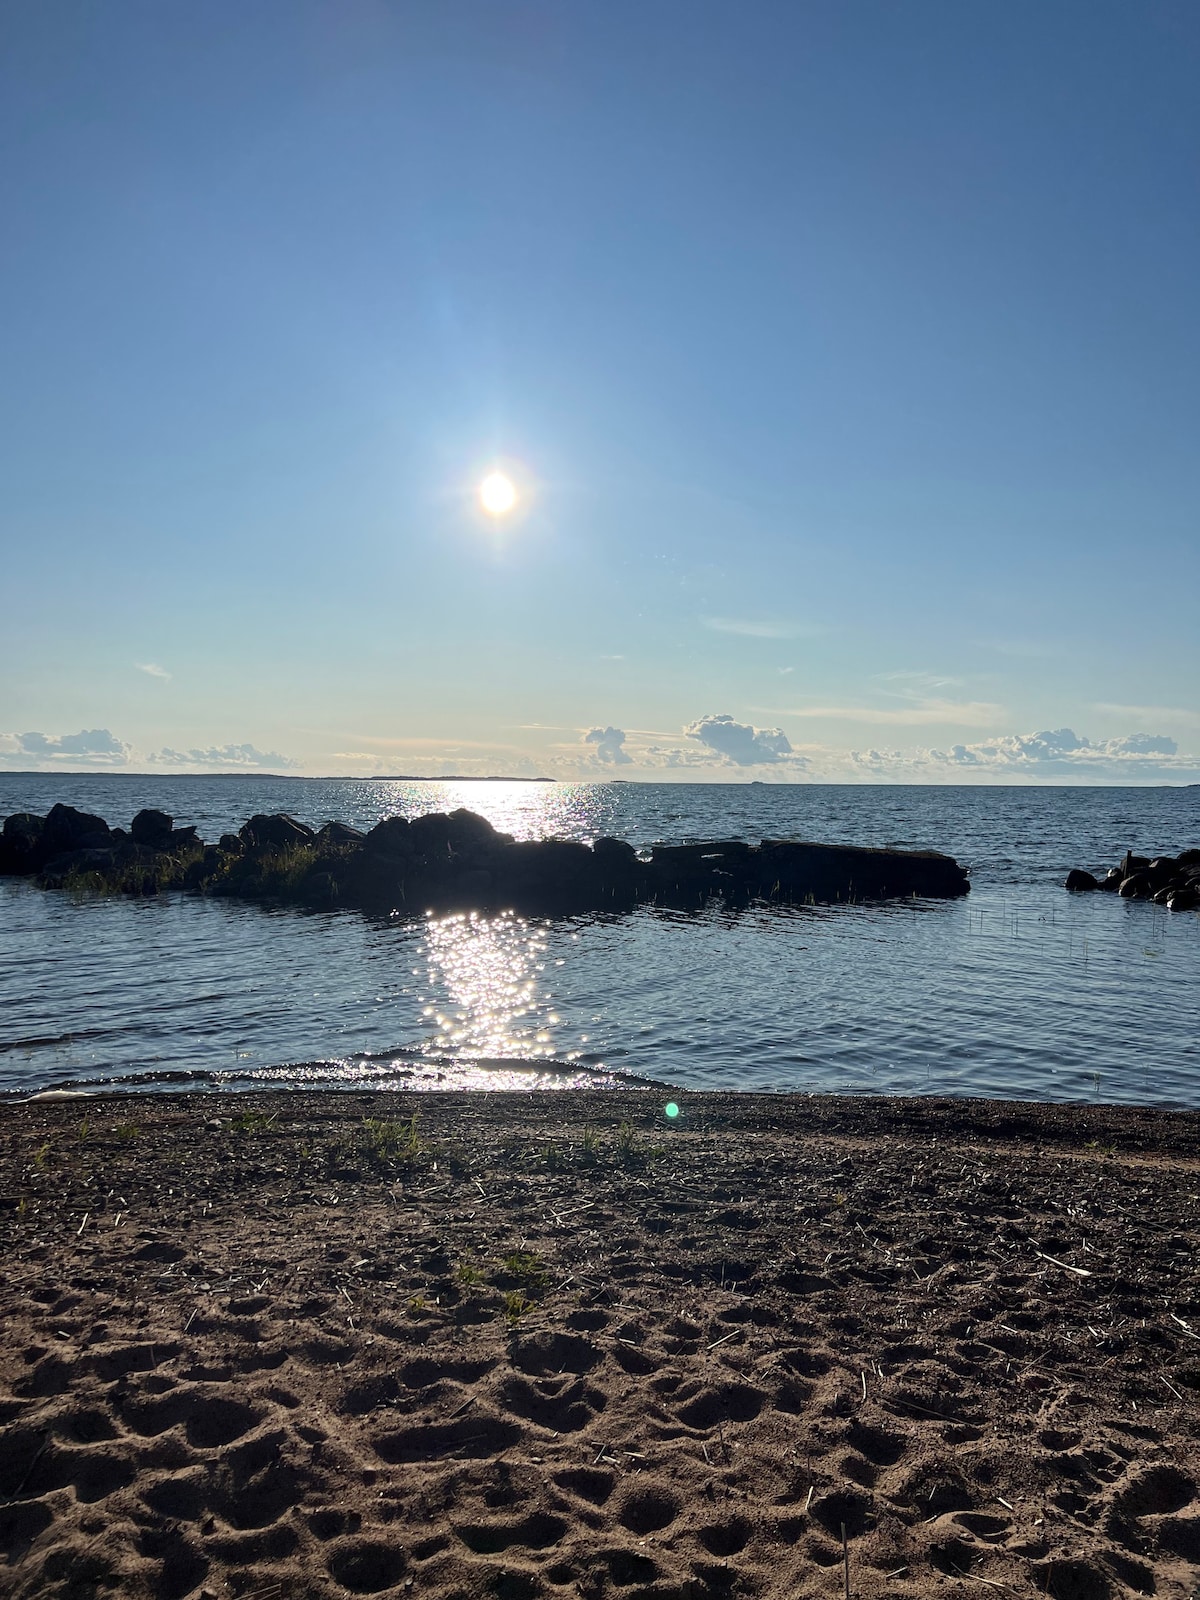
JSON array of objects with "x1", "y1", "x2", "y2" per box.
[{"x1": 1, "y1": 1091, "x2": 1199, "y2": 1599}]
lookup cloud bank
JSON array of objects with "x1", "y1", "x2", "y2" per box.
[
  {"x1": 148, "y1": 744, "x2": 297, "y2": 771},
  {"x1": 0, "y1": 729, "x2": 133, "y2": 767},
  {"x1": 845, "y1": 727, "x2": 1196, "y2": 783},
  {"x1": 0, "y1": 730, "x2": 297, "y2": 772}
]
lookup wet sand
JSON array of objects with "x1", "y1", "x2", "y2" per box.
[{"x1": 2, "y1": 1091, "x2": 1199, "y2": 1599}]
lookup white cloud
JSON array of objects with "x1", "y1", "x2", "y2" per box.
[
  {"x1": 0, "y1": 728, "x2": 133, "y2": 767},
  {"x1": 583, "y1": 726, "x2": 633, "y2": 766},
  {"x1": 148, "y1": 743, "x2": 298, "y2": 771},
  {"x1": 838, "y1": 726, "x2": 1196, "y2": 784},
  {"x1": 684, "y1": 713, "x2": 803, "y2": 767},
  {"x1": 134, "y1": 662, "x2": 171, "y2": 681}
]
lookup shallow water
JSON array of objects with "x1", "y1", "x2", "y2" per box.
[{"x1": 1, "y1": 776, "x2": 1197, "y2": 1104}]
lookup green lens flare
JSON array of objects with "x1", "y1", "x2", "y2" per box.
[{"x1": 664, "y1": 1102, "x2": 680, "y2": 1119}]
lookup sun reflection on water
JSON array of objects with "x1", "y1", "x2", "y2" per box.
[
  {"x1": 418, "y1": 909, "x2": 562, "y2": 1060},
  {"x1": 356, "y1": 780, "x2": 616, "y2": 843}
]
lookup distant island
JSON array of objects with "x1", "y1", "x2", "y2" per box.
[{"x1": 369, "y1": 775, "x2": 556, "y2": 783}]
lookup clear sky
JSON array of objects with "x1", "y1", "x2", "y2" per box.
[{"x1": 2, "y1": 1, "x2": 1198, "y2": 783}]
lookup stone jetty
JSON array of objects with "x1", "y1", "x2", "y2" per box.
[
  {"x1": 0, "y1": 804, "x2": 970, "y2": 917},
  {"x1": 1065, "y1": 848, "x2": 1200, "y2": 910}
]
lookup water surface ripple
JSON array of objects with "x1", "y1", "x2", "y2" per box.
[{"x1": 1, "y1": 777, "x2": 1196, "y2": 1104}]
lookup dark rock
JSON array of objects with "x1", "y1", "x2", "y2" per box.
[
  {"x1": 4, "y1": 812, "x2": 44, "y2": 842},
  {"x1": 1097, "y1": 868, "x2": 1124, "y2": 891},
  {"x1": 456, "y1": 868, "x2": 494, "y2": 899},
  {"x1": 0, "y1": 813, "x2": 46, "y2": 874},
  {"x1": 39, "y1": 848, "x2": 118, "y2": 887},
  {"x1": 592, "y1": 837, "x2": 638, "y2": 861},
  {"x1": 3, "y1": 803, "x2": 974, "y2": 918},
  {"x1": 317, "y1": 821, "x2": 365, "y2": 846},
  {"x1": 408, "y1": 813, "x2": 454, "y2": 857},
  {"x1": 1168, "y1": 887, "x2": 1199, "y2": 912},
  {"x1": 365, "y1": 816, "x2": 413, "y2": 857},
  {"x1": 446, "y1": 808, "x2": 505, "y2": 852},
  {"x1": 43, "y1": 803, "x2": 111, "y2": 853},
  {"x1": 131, "y1": 808, "x2": 174, "y2": 848},
  {"x1": 1119, "y1": 874, "x2": 1152, "y2": 899},
  {"x1": 1152, "y1": 886, "x2": 1173, "y2": 905},
  {"x1": 300, "y1": 872, "x2": 340, "y2": 904},
  {"x1": 239, "y1": 813, "x2": 315, "y2": 853},
  {"x1": 1065, "y1": 869, "x2": 1099, "y2": 891}
]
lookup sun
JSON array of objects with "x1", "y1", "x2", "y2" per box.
[{"x1": 479, "y1": 471, "x2": 518, "y2": 517}]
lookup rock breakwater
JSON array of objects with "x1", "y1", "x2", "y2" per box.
[
  {"x1": 1065, "y1": 848, "x2": 1200, "y2": 910},
  {"x1": 0, "y1": 803, "x2": 970, "y2": 917}
]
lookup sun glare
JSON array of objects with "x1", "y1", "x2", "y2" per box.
[{"x1": 479, "y1": 471, "x2": 518, "y2": 517}]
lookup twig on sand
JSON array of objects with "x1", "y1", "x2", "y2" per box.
[
  {"x1": 804, "y1": 1484, "x2": 814, "y2": 1513},
  {"x1": 952, "y1": 1567, "x2": 1015, "y2": 1593},
  {"x1": 841, "y1": 1522, "x2": 850, "y2": 1600},
  {"x1": 706, "y1": 1330, "x2": 738, "y2": 1352},
  {"x1": 1158, "y1": 1374, "x2": 1184, "y2": 1402},
  {"x1": 1170, "y1": 1314, "x2": 1200, "y2": 1340},
  {"x1": 1033, "y1": 1249, "x2": 1091, "y2": 1277}
]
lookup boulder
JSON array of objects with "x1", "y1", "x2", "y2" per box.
[
  {"x1": 593, "y1": 836, "x2": 638, "y2": 861},
  {"x1": 1097, "y1": 868, "x2": 1124, "y2": 891},
  {"x1": 1119, "y1": 873, "x2": 1152, "y2": 898},
  {"x1": 239, "y1": 814, "x2": 315, "y2": 853},
  {"x1": 1065, "y1": 868, "x2": 1099, "y2": 891},
  {"x1": 168, "y1": 826, "x2": 200, "y2": 851},
  {"x1": 408, "y1": 813, "x2": 454, "y2": 857},
  {"x1": 0, "y1": 812, "x2": 46, "y2": 874},
  {"x1": 365, "y1": 816, "x2": 413, "y2": 857},
  {"x1": 43, "y1": 803, "x2": 111, "y2": 853},
  {"x1": 1168, "y1": 887, "x2": 1199, "y2": 912},
  {"x1": 446, "y1": 808, "x2": 505, "y2": 852},
  {"x1": 317, "y1": 821, "x2": 366, "y2": 846},
  {"x1": 218, "y1": 834, "x2": 245, "y2": 855},
  {"x1": 131, "y1": 808, "x2": 175, "y2": 848},
  {"x1": 3, "y1": 812, "x2": 44, "y2": 843}
]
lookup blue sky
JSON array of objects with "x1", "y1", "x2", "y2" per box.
[{"x1": 2, "y1": 1, "x2": 1198, "y2": 782}]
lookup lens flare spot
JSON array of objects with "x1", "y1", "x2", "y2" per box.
[{"x1": 665, "y1": 1101, "x2": 680, "y2": 1119}]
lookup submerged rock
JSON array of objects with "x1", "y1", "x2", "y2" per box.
[{"x1": 1066, "y1": 847, "x2": 1200, "y2": 911}]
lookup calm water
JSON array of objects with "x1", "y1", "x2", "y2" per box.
[{"x1": 1, "y1": 776, "x2": 1197, "y2": 1105}]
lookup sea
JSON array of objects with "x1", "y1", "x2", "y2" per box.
[{"x1": 1, "y1": 776, "x2": 1197, "y2": 1106}]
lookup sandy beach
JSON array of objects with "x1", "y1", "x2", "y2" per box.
[{"x1": 2, "y1": 1090, "x2": 1199, "y2": 1600}]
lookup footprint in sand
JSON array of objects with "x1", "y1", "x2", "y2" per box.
[
  {"x1": 552, "y1": 1466, "x2": 615, "y2": 1506},
  {"x1": 118, "y1": 1388, "x2": 261, "y2": 1449},
  {"x1": 326, "y1": 1537, "x2": 408, "y2": 1594},
  {"x1": 496, "y1": 1373, "x2": 605, "y2": 1432},
  {"x1": 455, "y1": 1511, "x2": 568, "y2": 1554},
  {"x1": 616, "y1": 1484, "x2": 680, "y2": 1535}
]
